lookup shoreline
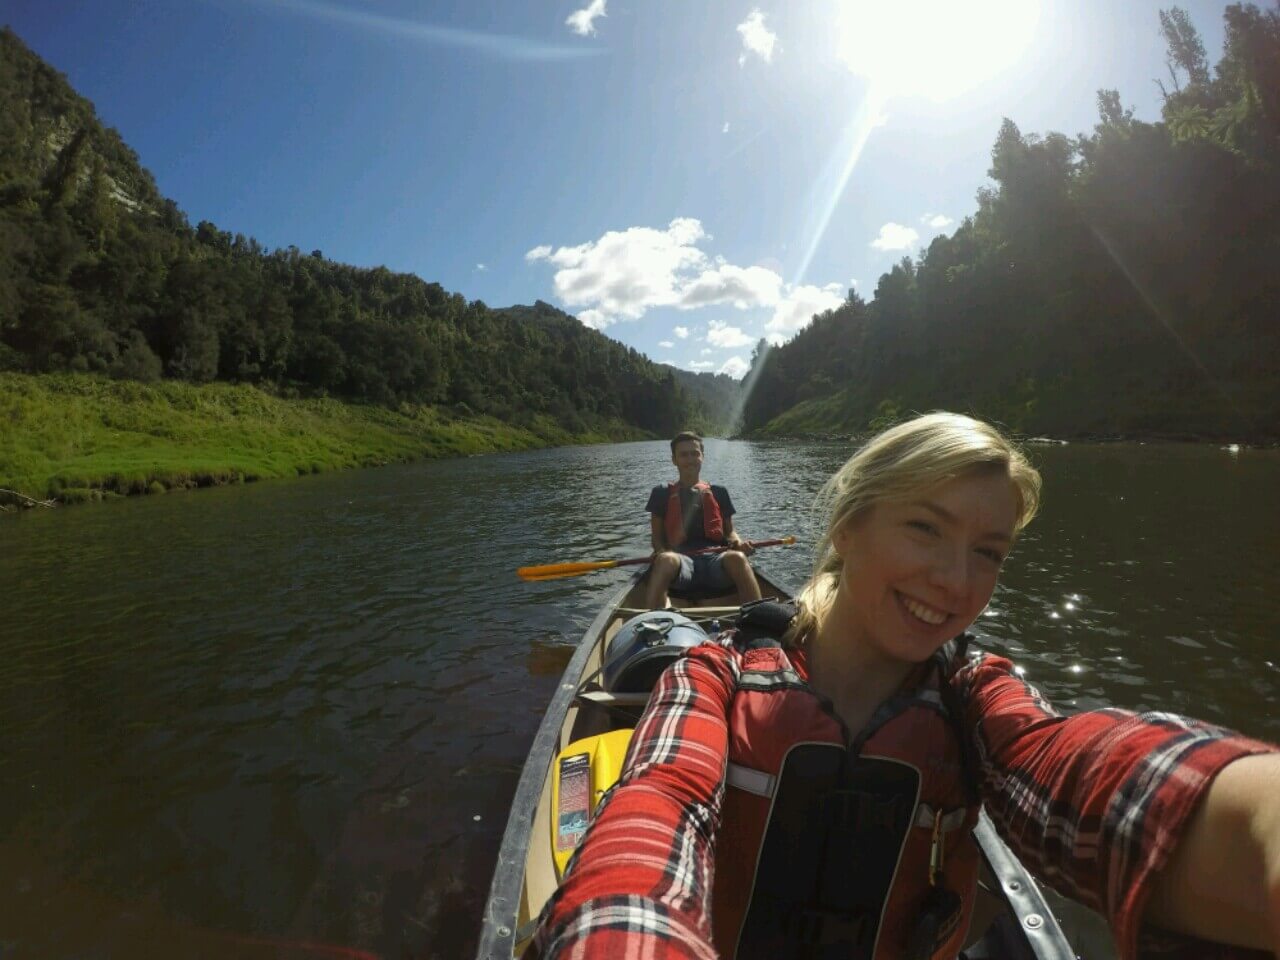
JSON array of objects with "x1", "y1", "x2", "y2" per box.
[
  {"x1": 737, "y1": 430, "x2": 1278, "y2": 448},
  {"x1": 6, "y1": 372, "x2": 1273, "y2": 515},
  {"x1": 0, "y1": 373, "x2": 647, "y2": 513}
]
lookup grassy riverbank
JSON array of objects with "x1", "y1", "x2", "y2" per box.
[
  {"x1": 745, "y1": 365, "x2": 1277, "y2": 445},
  {"x1": 0, "y1": 373, "x2": 641, "y2": 508}
]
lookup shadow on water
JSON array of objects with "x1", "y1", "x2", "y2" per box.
[
  {"x1": 524, "y1": 638, "x2": 577, "y2": 678},
  {"x1": 1, "y1": 438, "x2": 1277, "y2": 958}
]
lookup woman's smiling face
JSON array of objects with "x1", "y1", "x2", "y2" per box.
[{"x1": 830, "y1": 468, "x2": 1019, "y2": 664}]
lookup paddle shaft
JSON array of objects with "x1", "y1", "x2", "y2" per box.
[{"x1": 517, "y1": 536, "x2": 796, "y2": 581}]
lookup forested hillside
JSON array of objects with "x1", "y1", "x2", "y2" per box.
[
  {"x1": 0, "y1": 27, "x2": 721, "y2": 439},
  {"x1": 668, "y1": 366, "x2": 741, "y2": 434},
  {"x1": 742, "y1": 5, "x2": 1280, "y2": 441}
]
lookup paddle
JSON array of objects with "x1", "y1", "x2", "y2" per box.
[{"x1": 517, "y1": 536, "x2": 797, "y2": 582}]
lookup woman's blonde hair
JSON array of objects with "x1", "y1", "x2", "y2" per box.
[{"x1": 787, "y1": 412, "x2": 1042, "y2": 645}]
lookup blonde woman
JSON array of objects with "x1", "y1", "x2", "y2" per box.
[{"x1": 532, "y1": 413, "x2": 1279, "y2": 960}]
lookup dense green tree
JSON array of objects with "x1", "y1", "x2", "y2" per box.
[
  {"x1": 740, "y1": 6, "x2": 1280, "y2": 441},
  {"x1": 0, "y1": 28, "x2": 720, "y2": 438},
  {"x1": 1160, "y1": 7, "x2": 1212, "y2": 89}
]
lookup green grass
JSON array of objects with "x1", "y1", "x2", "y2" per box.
[{"x1": 0, "y1": 373, "x2": 643, "y2": 507}]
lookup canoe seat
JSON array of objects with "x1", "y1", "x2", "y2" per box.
[
  {"x1": 576, "y1": 690, "x2": 652, "y2": 707},
  {"x1": 667, "y1": 584, "x2": 740, "y2": 606}
]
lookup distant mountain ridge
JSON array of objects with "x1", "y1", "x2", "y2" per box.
[{"x1": 0, "y1": 27, "x2": 735, "y2": 439}]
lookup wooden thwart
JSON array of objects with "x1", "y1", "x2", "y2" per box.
[{"x1": 616, "y1": 605, "x2": 743, "y2": 616}]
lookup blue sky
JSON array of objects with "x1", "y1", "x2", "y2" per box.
[{"x1": 8, "y1": 1, "x2": 1231, "y2": 378}]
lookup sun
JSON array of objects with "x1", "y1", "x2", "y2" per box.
[{"x1": 835, "y1": 0, "x2": 1039, "y2": 102}]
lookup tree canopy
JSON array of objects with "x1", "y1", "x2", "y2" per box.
[
  {"x1": 0, "y1": 27, "x2": 731, "y2": 438},
  {"x1": 741, "y1": 4, "x2": 1280, "y2": 441}
]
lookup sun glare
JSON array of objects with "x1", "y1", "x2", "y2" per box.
[{"x1": 836, "y1": 0, "x2": 1039, "y2": 102}]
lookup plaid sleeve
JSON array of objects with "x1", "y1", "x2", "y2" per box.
[
  {"x1": 528, "y1": 641, "x2": 740, "y2": 960},
  {"x1": 954, "y1": 651, "x2": 1277, "y2": 960}
]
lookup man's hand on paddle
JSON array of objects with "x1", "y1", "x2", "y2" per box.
[{"x1": 729, "y1": 537, "x2": 755, "y2": 556}]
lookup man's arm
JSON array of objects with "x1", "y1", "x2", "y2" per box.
[
  {"x1": 650, "y1": 514, "x2": 667, "y2": 554},
  {"x1": 715, "y1": 487, "x2": 752, "y2": 554},
  {"x1": 721, "y1": 517, "x2": 754, "y2": 555}
]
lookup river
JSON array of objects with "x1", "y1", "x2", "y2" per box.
[{"x1": 1, "y1": 438, "x2": 1277, "y2": 958}]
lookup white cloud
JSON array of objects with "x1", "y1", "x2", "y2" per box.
[
  {"x1": 475, "y1": 262, "x2": 487, "y2": 271},
  {"x1": 765, "y1": 283, "x2": 845, "y2": 336},
  {"x1": 679, "y1": 263, "x2": 782, "y2": 310},
  {"x1": 262, "y1": 0, "x2": 603, "y2": 62},
  {"x1": 701, "y1": 348, "x2": 713, "y2": 355},
  {"x1": 658, "y1": 340, "x2": 674, "y2": 348},
  {"x1": 766, "y1": 332, "x2": 787, "y2": 346},
  {"x1": 577, "y1": 308, "x2": 610, "y2": 329},
  {"x1": 525, "y1": 219, "x2": 801, "y2": 326},
  {"x1": 722, "y1": 121, "x2": 730, "y2": 133},
  {"x1": 736, "y1": 10, "x2": 776, "y2": 65},
  {"x1": 689, "y1": 360, "x2": 715, "y2": 369},
  {"x1": 921, "y1": 213, "x2": 954, "y2": 229},
  {"x1": 706, "y1": 320, "x2": 755, "y2": 348},
  {"x1": 565, "y1": 0, "x2": 606, "y2": 36},
  {"x1": 870, "y1": 222, "x2": 920, "y2": 251},
  {"x1": 529, "y1": 219, "x2": 845, "y2": 334},
  {"x1": 719, "y1": 356, "x2": 749, "y2": 379},
  {"x1": 526, "y1": 218, "x2": 709, "y2": 326}
]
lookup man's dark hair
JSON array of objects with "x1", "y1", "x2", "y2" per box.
[{"x1": 671, "y1": 431, "x2": 703, "y2": 454}]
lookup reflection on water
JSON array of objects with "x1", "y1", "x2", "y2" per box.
[
  {"x1": 525, "y1": 640, "x2": 576, "y2": 679},
  {"x1": 1, "y1": 438, "x2": 1277, "y2": 958}
]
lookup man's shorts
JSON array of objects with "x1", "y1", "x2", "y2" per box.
[{"x1": 671, "y1": 551, "x2": 735, "y2": 594}]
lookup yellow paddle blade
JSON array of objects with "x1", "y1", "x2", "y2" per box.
[{"x1": 517, "y1": 559, "x2": 621, "y2": 581}]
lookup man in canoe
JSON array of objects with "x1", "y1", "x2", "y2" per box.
[
  {"x1": 643, "y1": 431, "x2": 763, "y2": 610},
  {"x1": 531, "y1": 413, "x2": 1280, "y2": 960}
]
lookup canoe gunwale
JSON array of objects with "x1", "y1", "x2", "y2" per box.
[
  {"x1": 476, "y1": 574, "x2": 639, "y2": 959},
  {"x1": 972, "y1": 811, "x2": 1075, "y2": 959}
]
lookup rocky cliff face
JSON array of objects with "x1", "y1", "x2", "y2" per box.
[{"x1": 1, "y1": 27, "x2": 159, "y2": 216}]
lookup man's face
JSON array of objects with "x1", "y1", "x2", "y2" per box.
[{"x1": 672, "y1": 440, "x2": 703, "y2": 477}]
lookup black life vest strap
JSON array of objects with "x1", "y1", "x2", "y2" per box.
[{"x1": 933, "y1": 635, "x2": 981, "y2": 807}]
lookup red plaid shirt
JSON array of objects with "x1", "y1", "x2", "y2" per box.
[{"x1": 529, "y1": 639, "x2": 1276, "y2": 960}]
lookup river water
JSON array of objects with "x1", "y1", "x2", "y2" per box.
[{"x1": 1, "y1": 439, "x2": 1277, "y2": 958}]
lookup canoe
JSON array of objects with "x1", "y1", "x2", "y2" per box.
[{"x1": 477, "y1": 567, "x2": 1075, "y2": 959}]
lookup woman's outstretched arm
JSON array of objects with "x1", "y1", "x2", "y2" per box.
[
  {"x1": 954, "y1": 651, "x2": 1278, "y2": 959},
  {"x1": 1144, "y1": 753, "x2": 1280, "y2": 951},
  {"x1": 527, "y1": 642, "x2": 739, "y2": 960}
]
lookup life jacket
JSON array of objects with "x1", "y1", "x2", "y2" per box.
[
  {"x1": 663, "y1": 481, "x2": 725, "y2": 548},
  {"x1": 711, "y1": 603, "x2": 981, "y2": 960}
]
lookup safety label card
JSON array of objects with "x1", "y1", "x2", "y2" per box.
[{"x1": 556, "y1": 753, "x2": 591, "y2": 852}]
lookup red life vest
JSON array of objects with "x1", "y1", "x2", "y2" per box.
[
  {"x1": 710, "y1": 638, "x2": 981, "y2": 960},
  {"x1": 663, "y1": 481, "x2": 725, "y2": 548}
]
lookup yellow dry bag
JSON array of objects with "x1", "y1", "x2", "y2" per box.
[{"x1": 549, "y1": 728, "x2": 634, "y2": 877}]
